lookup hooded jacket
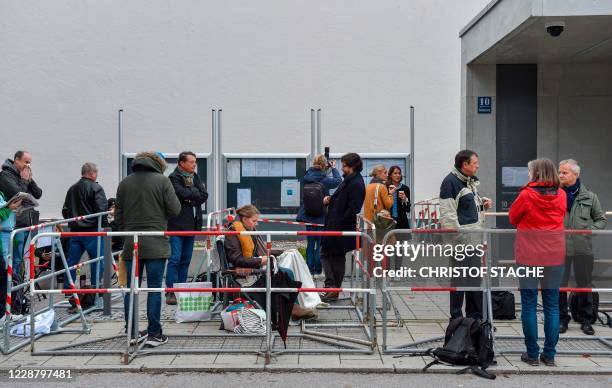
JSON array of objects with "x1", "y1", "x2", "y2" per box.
[
  {"x1": 509, "y1": 182, "x2": 567, "y2": 266},
  {"x1": 296, "y1": 167, "x2": 342, "y2": 224},
  {"x1": 0, "y1": 159, "x2": 43, "y2": 227},
  {"x1": 115, "y1": 153, "x2": 181, "y2": 260}
]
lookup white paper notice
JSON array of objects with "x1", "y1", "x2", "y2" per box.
[
  {"x1": 237, "y1": 188, "x2": 252, "y2": 207},
  {"x1": 281, "y1": 180, "x2": 300, "y2": 207},
  {"x1": 227, "y1": 159, "x2": 241, "y2": 183},
  {"x1": 242, "y1": 159, "x2": 257, "y2": 177},
  {"x1": 282, "y1": 159, "x2": 296, "y2": 177},
  {"x1": 256, "y1": 159, "x2": 269, "y2": 177},
  {"x1": 502, "y1": 167, "x2": 529, "y2": 187},
  {"x1": 36, "y1": 226, "x2": 54, "y2": 248},
  {"x1": 269, "y1": 159, "x2": 283, "y2": 177}
]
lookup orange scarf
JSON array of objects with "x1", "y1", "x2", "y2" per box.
[{"x1": 232, "y1": 221, "x2": 255, "y2": 259}]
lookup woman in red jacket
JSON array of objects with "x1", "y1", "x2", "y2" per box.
[{"x1": 509, "y1": 158, "x2": 566, "y2": 367}]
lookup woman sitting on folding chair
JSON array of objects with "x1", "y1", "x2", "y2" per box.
[{"x1": 224, "y1": 205, "x2": 317, "y2": 321}]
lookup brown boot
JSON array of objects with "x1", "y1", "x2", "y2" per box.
[
  {"x1": 320, "y1": 291, "x2": 339, "y2": 302},
  {"x1": 291, "y1": 304, "x2": 317, "y2": 321},
  {"x1": 165, "y1": 292, "x2": 177, "y2": 305}
]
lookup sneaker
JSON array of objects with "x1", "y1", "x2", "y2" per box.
[
  {"x1": 539, "y1": 354, "x2": 555, "y2": 367},
  {"x1": 521, "y1": 352, "x2": 539, "y2": 366},
  {"x1": 559, "y1": 322, "x2": 568, "y2": 334},
  {"x1": 581, "y1": 322, "x2": 595, "y2": 336},
  {"x1": 145, "y1": 332, "x2": 168, "y2": 347},
  {"x1": 166, "y1": 292, "x2": 177, "y2": 306},
  {"x1": 128, "y1": 330, "x2": 148, "y2": 345}
]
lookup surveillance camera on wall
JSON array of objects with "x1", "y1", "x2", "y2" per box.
[{"x1": 545, "y1": 21, "x2": 565, "y2": 37}]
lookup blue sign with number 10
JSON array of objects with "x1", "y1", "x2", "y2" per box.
[{"x1": 478, "y1": 96, "x2": 492, "y2": 114}]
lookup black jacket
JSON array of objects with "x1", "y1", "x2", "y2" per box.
[
  {"x1": 392, "y1": 183, "x2": 411, "y2": 229},
  {"x1": 321, "y1": 172, "x2": 366, "y2": 256},
  {"x1": 167, "y1": 168, "x2": 208, "y2": 231},
  {"x1": 0, "y1": 159, "x2": 43, "y2": 227},
  {"x1": 62, "y1": 177, "x2": 108, "y2": 231}
]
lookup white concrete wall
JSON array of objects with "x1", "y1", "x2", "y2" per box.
[
  {"x1": 538, "y1": 63, "x2": 612, "y2": 210},
  {"x1": 0, "y1": 0, "x2": 489, "y2": 218}
]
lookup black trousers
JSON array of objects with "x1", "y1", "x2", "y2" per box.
[
  {"x1": 559, "y1": 254, "x2": 594, "y2": 325},
  {"x1": 449, "y1": 254, "x2": 483, "y2": 320},
  {"x1": 321, "y1": 252, "x2": 346, "y2": 288}
]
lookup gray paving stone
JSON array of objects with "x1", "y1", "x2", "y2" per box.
[{"x1": 44, "y1": 355, "x2": 95, "y2": 366}]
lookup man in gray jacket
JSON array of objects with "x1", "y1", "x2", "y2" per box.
[
  {"x1": 558, "y1": 159, "x2": 607, "y2": 335},
  {"x1": 115, "y1": 152, "x2": 181, "y2": 347}
]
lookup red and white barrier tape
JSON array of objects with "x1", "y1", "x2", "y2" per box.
[{"x1": 253, "y1": 217, "x2": 324, "y2": 228}]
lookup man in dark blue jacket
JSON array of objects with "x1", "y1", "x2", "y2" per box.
[
  {"x1": 165, "y1": 151, "x2": 208, "y2": 305},
  {"x1": 296, "y1": 154, "x2": 342, "y2": 276}
]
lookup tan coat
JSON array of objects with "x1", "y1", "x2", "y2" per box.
[{"x1": 363, "y1": 182, "x2": 394, "y2": 222}]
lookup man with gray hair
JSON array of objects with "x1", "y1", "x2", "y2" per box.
[
  {"x1": 558, "y1": 159, "x2": 607, "y2": 335},
  {"x1": 62, "y1": 162, "x2": 108, "y2": 289}
]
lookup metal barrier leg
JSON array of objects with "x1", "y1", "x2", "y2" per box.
[
  {"x1": 265, "y1": 234, "x2": 272, "y2": 364},
  {"x1": 382, "y1": 276, "x2": 388, "y2": 352},
  {"x1": 3, "y1": 234, "x2": 17, "y2": 354},
  {"x1": 48, "y1": 238, "x2": 57, "y2": 313},
  {"x1": 124, "y1": 237, "x2": 139, "y2": 364},
  {"x1": 57, "y1": 243, "x2": 89, "y2": 333},
  {"x1": 484, "y1": 234, "x2": 497, "y2": 356}
]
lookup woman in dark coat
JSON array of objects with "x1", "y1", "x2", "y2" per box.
[
  {"x1": 320, "y1": 153, "x2": 366, "y2": 301},
  {"x1": 296, "y1": 154, "x2": 342, "y2": 276},
  {"x1": 387, "y1": 165, "x2": 411, "y2": 229}
]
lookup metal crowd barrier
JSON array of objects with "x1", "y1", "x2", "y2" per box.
[
  {"x1": 2, "y1": 211, "x2": 114, "y2": 355},
  {"x1": 26, "y1": 230, "x2": 377, "y2": 364},
  {"x1": 414, "y1": 198, "x2": 440, "y2": 229},
  {"x1": 379, "y1": 227, "x2": 612, "y2": 357},
  {"x1": 190, "y1": 207, "x2": 236, "y2": 284}
]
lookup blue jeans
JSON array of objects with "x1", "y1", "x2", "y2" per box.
[
  {"x1": 305, "y1": 225, "x2": 322, "y2": 275},
  {"x1": 1, "y1": 231, "x2": 11, "y2": 268},
  {"x1": 166, "y1": 236, "x2": 195, "y2": 289},
  {"x1": 123, "y1": 258, "x2": 166, "y2": 335},
  {"x1": 65, "y1": 236, "x2": 104, "y2": 288},
  {"x1": 519, "y1": 265, "x2": 564, "y2": 359},
  {"x1": 12, "y1": 232, "x2": 26, "y2": 282}
]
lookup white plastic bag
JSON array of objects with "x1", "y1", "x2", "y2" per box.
[
  {"x1": 175, "y1": 281, "x2": 214, "y2": 323},
  {"x1": 277, "y1": 249, "x2": 322, "y2": 309},
  {"x1": 10, "y1": 309, "x2": 55, "y2": 337}
]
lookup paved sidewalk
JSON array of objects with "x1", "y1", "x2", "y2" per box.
[{"x1": 2, "y1": 287, "x2": 612, "y2": 375}]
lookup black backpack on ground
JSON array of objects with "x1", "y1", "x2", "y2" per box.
[
  {"x1": 11, "y1": 279, "x2": 30, "y2": 315},
  {"x1": 570, "y1": 291, "x2": 603, "y2": 325},
  {"x1": 423, "y1": 317, "x2": 496, "y2": 380},
  {"x1": 491, "y1": 291, "x2": 516, "y2": 320},
  {"x1": 302, "y1": 182, "x2": 326, "y2": 217}
]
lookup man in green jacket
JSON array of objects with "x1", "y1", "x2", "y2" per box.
[
  {"x1": 558, "y1": 159, "x2": 607, "y2": 335},
  {"x1": 115, "y1": 152, "x2": 181, "y2": 347}
]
